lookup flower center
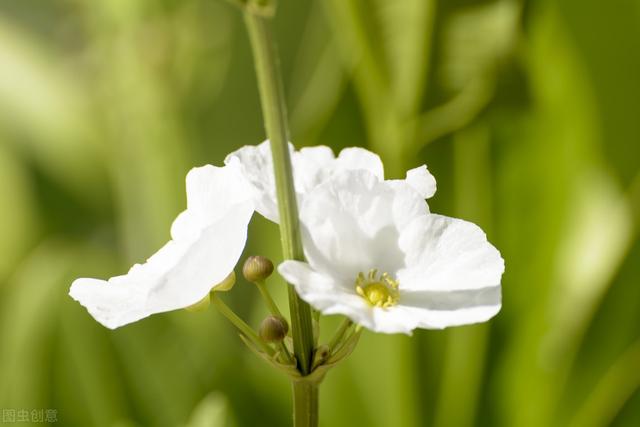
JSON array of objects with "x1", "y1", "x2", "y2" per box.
[{"x1": 355, "y1": 269, "x2": 399, "y2": 308}]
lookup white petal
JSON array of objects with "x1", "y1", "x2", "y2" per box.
[
  {"x1": 70, "y1": 164, "x2": 254, "y2": 329},
  {"x1": 395, "y1": 286, "x2": 501, "y2": 329},
  {"x1": 405, "y1": 165, "x2": 437, "y2": 199},
  {"x1": 397, "y1": 214, "x2": 504, "y2": 292},
  {"x1": 369, "y1": 307, "x2": 421, "y2": 335},
  {"x1": 185, "y1": 163, "x2": 253, "y2": 220},
  {"x1": 278, "y1": 261, "x2": 456, "y2": 334},
  {"x1": 299, "y1": 170, "x2": 427, "y2": 279},
  {"x1": 365, "y1": 289, "x2": 501, "y2": 333},
  {"x1": 172, "y1": 163, "x2": 253, "y2": 240},
  {"x1": 278, "y1": 260, "x2": 375, "y2": 326},
  {"x1": 335, "y1": 147, "x2": 384, "y2": 180},
  {"x1": 69, "y1": 278, "x2": 150, "y2": 329},
  {"x1": 278, "y1": 260, "x2": 343, "y2": 295},
  {"x1": 293, "y1": 146, "x2": 336, "y2": 193},
  {"x1": 225, "y1": 142, "x2": 336, "y2": 223},
  {"x1": 226, "y1": 142, "x2": 388, "y2": 224},
  {"x1": 224, "y1": 141, "x2": 280, "y2": 222}
]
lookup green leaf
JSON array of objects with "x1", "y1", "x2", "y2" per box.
[{"x1": 184, "y1": 392, "x2": 235, "y2": 427}]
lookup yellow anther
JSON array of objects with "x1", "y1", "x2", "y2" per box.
[{"x1": 354, "y1": 269, "x2": 399, "y2": 308}]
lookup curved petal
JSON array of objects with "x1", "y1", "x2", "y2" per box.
[
  {"x1": 335, "y1": 147, "x2": 384, "y2": 180},
  {"x1": 226, "y1": 142, "x2": 391, "y2": 224},
  {"x1": 225, "y1": 142, "x2": 336, "y2": 222},
  {"x1": 397, "y1": 214, "x2": 504, "y2": 292},
  {"x1": 365, "y1": 289, "x2": 501, "y2": 333},
  {"x1": 148, "y1": 201, "x2": 253, "y2": 309},
  {"x1": 299, "y1": 170, "x2": 427, "y2": 279},
  {"x1": 278, "y1": 261, "x2": 449, "y2": 334},
  {"x1": 278, "y1": 260, "x2": 343, "y2": 295},
  {"x1": 405, "y1": 165, "x2": 437, "y2": 199},
  {"x1": 293, "y1": 145, "x2": 336, "y2": 192},
  {"x1": 69, "y1": 277, "x2": 150, "y2": 329},
  {"x1": 400, "y1": 305, "x2": 501, "y2": 330},
  {"x1": 396, "y1": 286, "x2": 501, "y2": 329},
  {"x1": 172, "y1": 163, "x2": 253, "y2": 240},
  {"x1": 185, "y1": 163, "x2": 253, "y2": 221},
  {"x1": 224, "y1": 141, "x2": 280, "y2": 222},
  {"x1": 70, "y1": 164, "x2": 255, "y2": 329},
  {"x1": 278, "y1": 260, "x2": 375, "y2": 326},
  {"x1": 369, "y1": 307, "x2": 421, "y2": 335},
  {"x1": 70, "y1": 201, "x2": 253, "y2": 329}
]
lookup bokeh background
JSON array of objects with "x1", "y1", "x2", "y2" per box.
[{"x1": 1, "y1": 0, "x2": 639, "y2": 426}]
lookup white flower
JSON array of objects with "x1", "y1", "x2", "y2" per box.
[
  {"x1": 69, "y1": 164, "x2": 254, "y2": 329},
  {"x1": 278, "y1": 170, "x2": 504, "y2": 334},
  {"x1": 225, "y1": 141, "x2": 436, "y2": 223}
]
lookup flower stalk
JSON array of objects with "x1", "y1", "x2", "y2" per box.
[
  {"x1": 211, "y1": 292, "x2": 274, "y2": 357},
  {"x1": 255, "y1": 280, "x2": 284, "y2": 318},
  {"x1": 328, "y1": 319, "x2": 353, "y2": 352},
  {"x1": 243, "y1": 2, "x2": 317, "y2": 426}
]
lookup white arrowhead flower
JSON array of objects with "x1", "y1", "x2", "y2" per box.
[
  {"x1": 225, "y1": 141, "x2": 436, "y2": 223},
  {"x1": 278, "y1": 170, "x2": 504, "y2": 334},
  {"x1": 69, "y1": 163, "x2": 254, "y2": 329}
]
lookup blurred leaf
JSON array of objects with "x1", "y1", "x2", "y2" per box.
[
  {"x1": 82, "y1": 0, "x2": 192, "y2": 259},
  {"x1": 439, "y1": 0, "x2": 520, "y2": 91},
  {"x1": 0, "y1": 144, "x2": 37, "y2": 280},
  {"x1": 569, "y1": 339, "x2": 640, "y2": 427},
  {"x1": 184, "y1": 392, "x2": 235, "y2": 427},
  {"x1": 434, "y1": 124, "x2": 494, "y2": 427},
  {"x1": 288, "y1": 2, "x2": 346, "y2": 144},
  {"x1": 494, "y1": 1, "x2": 609, "y2": 426},
  {"x1": 47, "y1": 244, "x2": 137, "y2": 427},
  {"x1": 0, "y1": 240, "x2": 109, "y2": 408},
  {"x1": 0, "y1": 242, "x2": 65, "y2": 408},
  {"x1": 170, "y1": 1, "x2": 233, "y2": 101},
  {"x1": 546, "y1": 169, "x2": 633, "y2": 364},
  {"x1": 372, "y1": 0, "x2": 435, "y2": 113},
  {"x1": 0, "y1": 17, "x2": 105, "y2": 202},
  {"x1": 321, "y1": 0, "x2": 437, "y2": 174},
  {"x1": 418, "y1": 76, "x2": 495, "y2": 146}
]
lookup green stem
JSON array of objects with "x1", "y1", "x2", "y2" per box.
[
  {"x1": 243, "y1": 5, "x2": 317, "y2": 427},
  {"x1": 255, "y1": 279, "x2": 283, "y2": 318},
  {"x1": 292, "y1": 381, "x2": 319, "y2": 427},
  {"x1": 211, "y1": 292, "x2": 274, "y2": 357}
]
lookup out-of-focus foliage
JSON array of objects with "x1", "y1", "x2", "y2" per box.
[{"x1": 0, "y1": 0, "x2": 638, "y2": 426}]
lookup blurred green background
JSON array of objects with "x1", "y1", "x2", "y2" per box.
[{"x1": 0, "y1": 0, "x2": 639, "y2": 426}]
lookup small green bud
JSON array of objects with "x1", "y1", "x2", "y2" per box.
[
  {"x1": 242, "y1": 256, "x2": 274, "y2": 282},
  {"x1": 185, "y1": 294, "x2": 210, "y2": 312},
  {"x1": 213, "y1": 271, "x2": 236, "y2": 292},
  {"x1": 259, "y1": 315, "x2": 289, "y2": 343}
]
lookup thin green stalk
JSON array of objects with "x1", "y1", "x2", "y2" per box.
[
  {"x1": 210, "y1": 293, "x2": 274, "y2": 357},
  {"x1": 255, "y1": 279, "x2": 284, "y2": 318},
  {"x1": 243, "y1": 4, "x2": 314, "y2": 376},
  {"x1": 278, "y1": 341, "x2": 295, "y2": 365},
  {"x1": 327, "y1": 318, "x2": 353, "y2": 351},
  {"x1": 243, "y1": 4, "x2": 317, "y2": 426}
]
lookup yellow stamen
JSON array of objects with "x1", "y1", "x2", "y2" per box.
[{"x1": 355, "y1": 269, "x2": 399, "y2": 308}]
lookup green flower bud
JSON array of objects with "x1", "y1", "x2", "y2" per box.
[
  {"x1": 214, "y1": 271, "x2": 236, "y2": 292},
  {"x1": 259, "y1": 315, "x2": 289, "y2": 343},
  {"x1": 242, "y1": 255, "x2": 274, "y2": 283}
]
